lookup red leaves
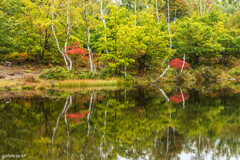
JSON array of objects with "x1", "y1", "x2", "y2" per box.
[
  {"x1": 65, "y1": 42, "x2": 89, "y2": 58},
  {"x1": 66, "y1": 110, "x2": 90, "y2": 124},
  {"x1": 169, "y1": 92, "x2": 189, "y2": 103},
  {"x1": 169, "y1": 59, "x2": 190, "y2": 70}
]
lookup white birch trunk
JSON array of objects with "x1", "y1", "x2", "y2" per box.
[
  {"x1": 156, "y1": 0, "x2": 159, "y2": 22},
  {"x1": 174, "y1": 6, "x2": 177, "y2": 24},
  {"x1": 87, "y1": 27, "x2": 94, "y2": 72},
  {"x1": 180, "y1": 54, "x2": 185, "y2": 75},
  {"x1": 64, "y1": 0, "x2": 72, "y2": 70},
  {"x1": 135, "y1": 0, "x2": 137, "y2": 26},
  {"x1": 51, "y1": 0, "x2": 72, "y2": 71},
  {"x1": 200, "y1": 0, "x2": 202, "y2": 17},
  {"x1": 167, "y1": 0, "x2": 172, "y2": 49},
  {"x1": 100, "y1": 0, "x2": 109, "y2": 54},
  {"x1": 153, "y1": 0, "x2": 171, "y2": 82}
]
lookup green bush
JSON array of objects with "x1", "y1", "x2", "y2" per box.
[
  {"x1": 39, "y1": 67, "x2": 129, "y2": 80},
  {"x1": 39, "y1": 67, "x2": 75, "y2": 80},
  {"x1": 22, "y1": 85, "x2": 34, "y2": 90}
]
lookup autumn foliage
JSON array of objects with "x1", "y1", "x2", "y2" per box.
[
  {"x1": 170, "y1": 92, "x2": 189, "y2": 103},
  {"x1": 65, "y1": 42, "x2": 89, "y2": 58},
  {"x1": 65, "y1": 42, "x2": 89, "y2": 70},
  {"x1": 169, "y1": 59, "x2": 190, "y2": 70},
  {"x1": 66, "y1": 110, "x2": 90, "y2": 124}
]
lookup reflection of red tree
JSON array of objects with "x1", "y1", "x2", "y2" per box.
[
  {"x1": 169, "y1": 59, "x2": 190, "y2": 70},
  {"x1": 66, "y1": 110, "x2": 90, "y2": 124},
  {"x1": 170, "y1": 92, "x2": 189, "y2": 103}
]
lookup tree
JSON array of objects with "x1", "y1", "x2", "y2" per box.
[
  {"x1": 51, "y1": 0, "x2": 72, "y2": 71},
  {"x1": 65, "y1": 42, "x2": 90, "y2": 70}
]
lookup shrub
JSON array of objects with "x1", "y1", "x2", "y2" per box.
[
  {"x1": 39, "y1": 67, "x2": 75, "y2": 80},
  {"x1": 22, "y1": 85, "x2": 34, "y2": 90}
]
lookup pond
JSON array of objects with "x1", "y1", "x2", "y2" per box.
[{"x1": 0, "y1": 84, "x2": 239, "y2": 160}]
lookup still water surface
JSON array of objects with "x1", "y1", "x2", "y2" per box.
[{"x1": 0, "y1": 84, "x2": 239, "y2": 160}]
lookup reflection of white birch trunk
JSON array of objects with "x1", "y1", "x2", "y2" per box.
[
  {"x1": 100, "y1": 0, "x2": 109, "y2": 54},
  {"x1": 51, "y1": 0, "x2": 72, "y2": 71},
  {"x1": 152, "y1": 60, "x2": 170, "y2": 83},
  {"x1": 152, "y1": 83, "x2": 169, "y2": 102},
  {"x1": 87, "y1": 92, "x2": 93, "y2": 136},
  {"x1": 154, "y1": 130, "x2": 159, "y2": 147},
  {"x1": 124, "y1": 88, "x2": 127, "y2": 101},
  {"x1": 51, "y1": 95, "x2": 72, "y2": 159},
  {"x1": 180, "y1": 54, "x2": 185, "y2": 75},
  {"x1": 180, "y1": 87, "x2": 185, "y2": 109},
  {"x1": 64, "y1": 96, "x2": 72, "y2": 159}
]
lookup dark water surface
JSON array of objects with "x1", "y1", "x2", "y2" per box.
[{"x1": 0, "y1": 85, "x2": 240, "y2": 160}]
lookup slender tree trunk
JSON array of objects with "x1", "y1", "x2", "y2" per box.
[
  {"x1": 135, "y1": 0, "x2": 137, "y2": 26},
  {"x1": 167, "y1": 0, "x2": 172, "y2": 49},
  {"x1": 51, "y1": 95, "x2": 72, "y2": 159},
  {"x1": 174, "y1": 6, "x2": 177, "y2": 23},
  {"x1": 87, "y1": 27, "x2": 94, "y2": 72},
  {"x1": 51, "y1": 0, "x2": 72, "y2": 71},
  {"x1": 180, "y1": 87, "x2": 185, "y2": 109},
  {"x1": 156, "y1": 1, "x2": 159, "y2": 22},
  {"x1": 180, "y1": 54, "x2": 185, "y2": 75},
  {"x1": 152, "y1": 83, "x2": 169, "y2": 102},
  {"x1": 100, "y1": 0, "x2": 109, "y2": 54},
  {"x1": 200, "y1": 0, "x2": 202, "y2": 17}
]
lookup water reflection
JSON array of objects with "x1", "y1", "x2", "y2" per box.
[
  {"x1": 0, "y1": 85, "x2": 240, "y2": 159},
  {"x1": 51, "y1": 95, "x2": 72, "y2": 160}
]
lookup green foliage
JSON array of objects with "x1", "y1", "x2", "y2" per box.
[
  {"x1": 0, "y1": 0, "x2": 240, "y2": 76},
  {"x1": 39, "y1": 67, "x2": 74, "y2": 80},
  {"x1": 21, "y1": 85, "x2": 34, "y2": 90}
]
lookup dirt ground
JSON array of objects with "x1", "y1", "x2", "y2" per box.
[{"x1": 0, "y1": 65, "x2": 43, "y2": 80}]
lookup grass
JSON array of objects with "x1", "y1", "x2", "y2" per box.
[
  {"x1": 0, "y1": 80, "x2": 22, "y2": 91},
  {"x1": 57, "y1": 79, "x2": 133, "y2": 88}
]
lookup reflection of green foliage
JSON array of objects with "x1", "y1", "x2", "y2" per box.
[{"x1": 1, "y1": 86, "x2": 240, "y2": 159}]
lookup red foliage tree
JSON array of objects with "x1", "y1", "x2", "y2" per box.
[
  {"x1": 169, "y1": 58, "x2": 190, "y2": 70},
  {"x1": 169, "y1": 92, "x2": 189, "y2": 103},
  {"x1": 65, "y1": 42, "x2": 89, "y2": 70}
]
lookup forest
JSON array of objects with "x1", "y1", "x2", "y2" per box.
[{"x1": 0, "y1": 0, "x2": 240, "y2": 84}]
